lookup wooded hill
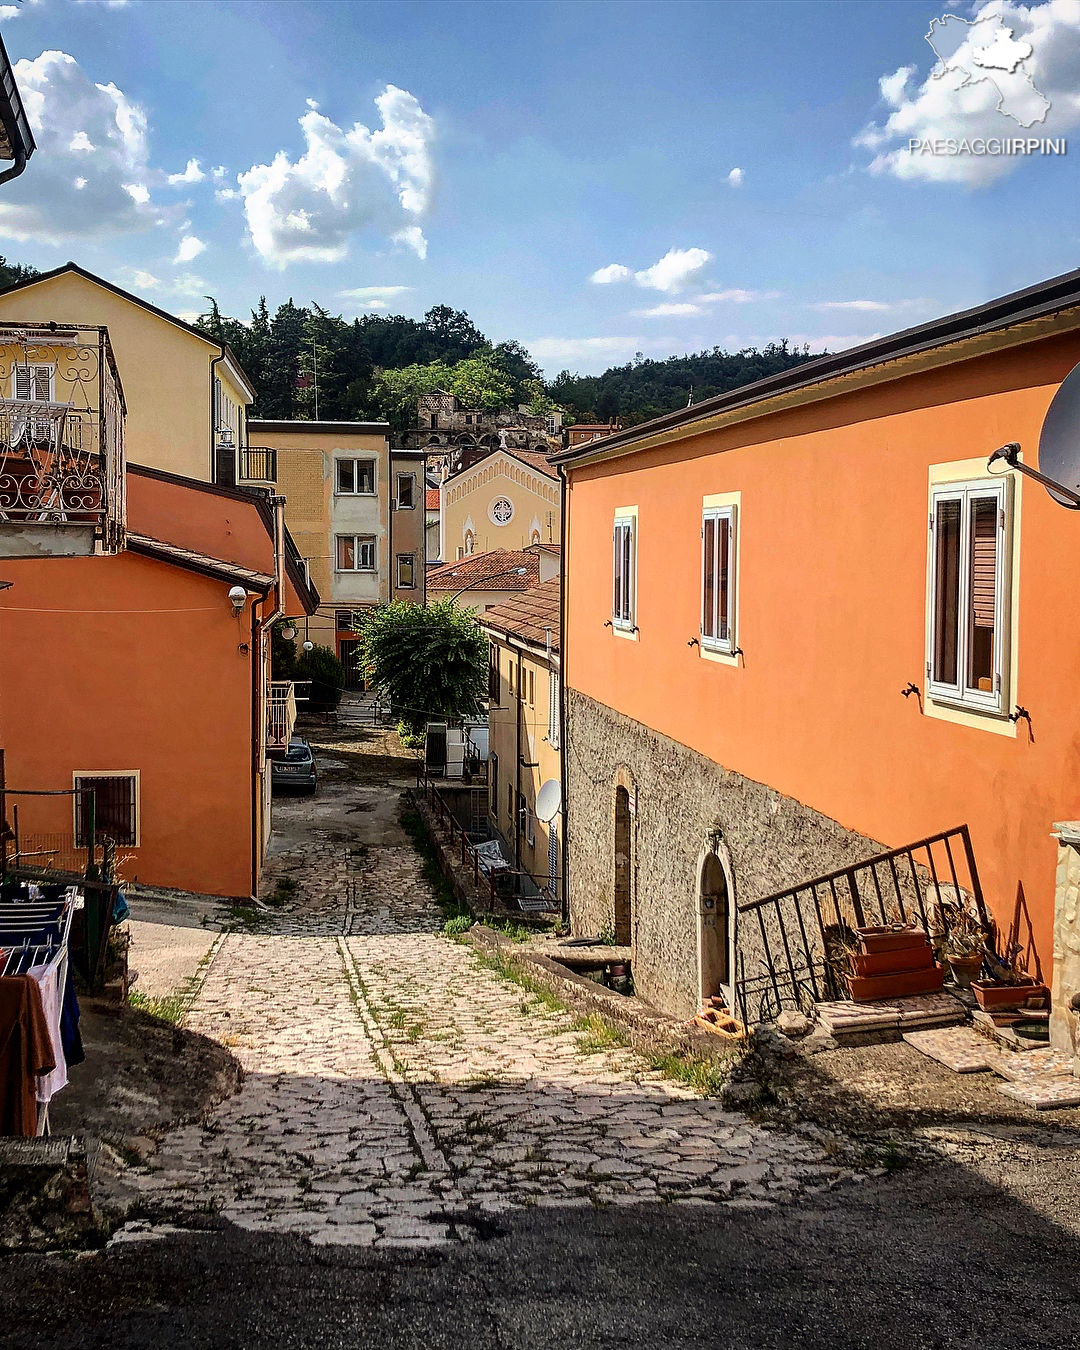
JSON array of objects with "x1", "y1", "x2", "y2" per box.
[{"x1": 194, "y1": 296, "x2": 826, "y2": 435}]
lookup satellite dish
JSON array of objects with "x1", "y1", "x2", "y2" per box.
[
  {"x1": 535, "y1": 779, "x2": 562, "y2": 823},
  {"x1": 1038, "y1": 359, "x2": 1080, "y2": 508}
]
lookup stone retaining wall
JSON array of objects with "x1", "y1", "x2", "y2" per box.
[{"x1": 565, "y1": 689, "x2": 884, "y2": 1019}]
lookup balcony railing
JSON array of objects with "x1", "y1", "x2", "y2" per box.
[
  {"x1": 240, "y1": 446, "x2": 277, "y2": 483},
  {"x1": 267, "y1": 680, "x2": 297, "y2": 750},
  {"x1": 0, "y1": 325, "x2": 126, "y2": 557}
]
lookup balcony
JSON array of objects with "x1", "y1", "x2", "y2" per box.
[
  {"x1": 0, "y1": 326, "x2": 125, "y2": 558},
  {"x1": 240, "y1": 446, "x2": 277, "y2": 484},
  {"x1": 267, "y1": 680, "x2": 297, "y2": 750}
]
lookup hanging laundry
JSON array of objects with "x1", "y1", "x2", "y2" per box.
[
  {"x1": 0, "y1": 975, "x2": 55, "y2": 1135},
  {"x1": 28, "y1": 960, "x2": 66, "y2": 1102}
]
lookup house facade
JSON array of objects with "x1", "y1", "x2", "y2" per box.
[
  {"x1": 0, "y1": 263, "x2": 254, "y2": 488},
  {"x1": 480, "y1": 577, "x2": 562, "y2": 902},
  {"x1": 250, "y1": 420, "x2": 426, "y2": 668},
  {"x1": 557, "y1": 268, "x2": 1080, "y2": 1022},
  {"x1": 440, "y1": 446, "x2": 561, "y2": 561},
  {"x1": 409, "y1": 390, "x2": 562, "y2": 479},
  {"x1": 0, "y1": 464, "x2": 317, "y2": 899}
]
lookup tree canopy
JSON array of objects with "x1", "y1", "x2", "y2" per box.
[{"x1": 353, "y1": 600, "x2": 488, "y2": 737}]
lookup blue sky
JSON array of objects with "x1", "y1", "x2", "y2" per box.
[{"x1": 0, "y1": 0, "x2": 1077, "y2": 373}]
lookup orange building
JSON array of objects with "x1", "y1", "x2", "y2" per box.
[
  {"x1": 556, "y1": 268, "x2": 1080, "y2": 1021},
  {"x1": 0, "y1": 466, "x2": 317, "y2": 899}
]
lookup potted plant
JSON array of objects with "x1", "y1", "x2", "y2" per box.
[
  {"x1": 971, "y1": 944, "x2": 1049, "y2": 1011},
  {"x1": 941, "y1": 908, "x2": 987, "y2": 990}
]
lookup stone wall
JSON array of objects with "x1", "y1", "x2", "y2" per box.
[
  {"x1": 1051, "y1": 823, "x2": 1080, "y2": 1060},
  {"x1": 565, "y1": 689, "x2": 884, "y2": 1020}
]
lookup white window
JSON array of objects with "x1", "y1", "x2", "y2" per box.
[
  {"x1": 396, "y1": 473, "x2": 415, "y2": 509},
  {"x1": 336, "y1": 458, "x2": 376, "y2": 495},
  {"x1": 396, "y1": 553, "x2": 416, "y2": 588},
  {"x1": 336, "y1": 535, "x2": 377, "y2": 571},
  {"x1": 612, "y1": 516, "x2": 636, "y2": 629},
  {"x1": 547, "y1": 672, "x2": 560, "y2": 748},
  {"x1": 701, "y1": 505, "x2": 736, "y2": 653},
  {"x1": 927, "y1": 480, "x2": 1010, "y2": 714},
  {"x1": 14, "y1": 364, "x2": 52, "y2": 402}
]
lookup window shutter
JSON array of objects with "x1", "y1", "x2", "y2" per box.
[
  {"x1": 971, "y1": 500, "x2": 997, "y2": 630},
  {"x1": 15, "y1": 365, "x2": 30, "y2": 400},
  {"x1": 33, "y1": 367, "x2": 51, "y2": 401},
  {"x1": 548, "y1": 674, "x2": 559, "y2": 747}
]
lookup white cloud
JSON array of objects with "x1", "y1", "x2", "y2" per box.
[
  {"x1": 699, "y1": 288, "x2": 781, "y2": 303},
  {"x1": 590, "y1": 263, "x2": 632, "y2": 284},
  {"x1": 856, "y1": 0, "x2": 1080, "y2": 185},
  {"x1": 0, "y1": 6, "x2": 22, "y2": 17},
  {"x1": 123, "y1": 268, "x2": 161, "y2": 292},
  {"x1": 726, "y1": 167, "x2": 745, "y2": 186},
  {"x1": 338, "y1": 284, "x2": 412, "y2": 299},
  {"x1": 528, "y1": 336, "x2": 644, "y2": 361},
  {"x1": 0, "y1": 50, "x2": 169, "y2": 243},
  {"x1": 237, "y1": 84, "x2": 435, "y2": 268},
  {"x1": 174, "y1": 233, "x2": 206, "y2": 263},
  {"x1": 635, "y1": 302, "x2": 703, "y2": 317},
  {"x1": 116, "y1": 266, "x2": 207, "y2": 299},
  {"x1": 814, "y1": 299, "x2": 892, "y2": 312},
  {"x1": 211, "y1": 165, "x2": 228, "y2": 181},
  {"x1": 167, "y1": 158, "x2": 205, "y2": 185},
  {"x1": 215, "y1": 187, "x2": 239, "y2": 202},
  {"x1": 634, "y1": 246, "x2": 712, "y2": 293}
]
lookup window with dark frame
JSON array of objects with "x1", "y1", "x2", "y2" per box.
[
  {"x1": 336, "y1": 458, "x2": 376, "y2": 495},
  {"x1": 488, "y1": 644, "x2": 501, "y2": 704},
  {"x1": 74, "y1": 774, "x2": 137, "y2": 847},
  {"x1": 489, "y1": 751, "x2": 499, "y2": 817},
  {"x1": 701, "y1": 505, "x2": 736, "y2": 653},
  {"x1": 396, "y1": 473, "x2": 415, "y2": 509},
  {"x1": 927, "y1": 480, "x2": 1009, "y2": 714}
]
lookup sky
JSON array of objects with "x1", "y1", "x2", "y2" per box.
[{"x1": 0, "y1": 0, "x2": 1078, "y2": 375}]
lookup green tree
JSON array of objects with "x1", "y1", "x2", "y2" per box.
[
  {"x1": 0, "y1": 255, "x2": 38, "y2": 290},
  {"x1": 353, "y1": 600, "x2": 487, "y2": 737},
  {"x1": 270, "y1": 623, "x2": 297, "y2": 680},
  {"x1": 294, "y1": 643, "x2": 345, "y2": 713}
]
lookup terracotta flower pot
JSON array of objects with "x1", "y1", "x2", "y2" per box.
[
  {"x1": 946, "y1": 952, "x2": 984, "y2": 990},
  {"x1": 857, "y1": 925, "x2": 929, "y2": 954},
  {"x1": 972, "y1": 979, "x2": 1049, "y2": 1011},
  {"x1": 844, "y1": 965, "x2": 944, "y2": 1002}
]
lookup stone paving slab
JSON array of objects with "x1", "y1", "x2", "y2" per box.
[
  {"x1": 997, "y1": 1077, "x2": 1080, "y2": 1110},
  {"x1": 902, "y1": 1026, "x2": 996, "y2": 1073},
  {"x1": 991, "y1": 1048, "x2": 1076, "y2": 1083},
  {"x1": 133, "y1": 786, "x2": 858, "y2": 1248}
]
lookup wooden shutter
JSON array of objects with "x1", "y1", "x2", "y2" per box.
[{"x1": 971, "y1": 498, "x2": 997, "y2": 630}]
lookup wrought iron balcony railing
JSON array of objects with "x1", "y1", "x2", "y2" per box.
[
  {"x1": 240, "y1": 446, "x2": 277, "y2": 483},
  {"x1": 267, "y1": 680, "x2": 298, "y2": 750},
  {"x1": 0, "y1": 325, "x2": 126, "y2": 557}
]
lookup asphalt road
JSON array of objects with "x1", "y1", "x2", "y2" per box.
[{"x1": 4, "y1": 1155, "x2": 1080, "y2": 1350}]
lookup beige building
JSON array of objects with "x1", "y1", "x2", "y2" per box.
[
  {"x1": 440, "y1": 446, "x2": 560, "y2": 561},
  {"x1": 479, "y1": 577, "x2": 562, "y2": 901},
  {"x1": 0, "y1": 263, "x2": 254, "y2": 486},
  {"x1": 250, "y1": 420, "x2": 425, "y2": 671}
]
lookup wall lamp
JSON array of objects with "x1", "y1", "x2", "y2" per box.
[{"x1": 228, "y1": 585, "x2": 248, "y2": 614}]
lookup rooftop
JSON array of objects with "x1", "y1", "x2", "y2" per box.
[
  {"x1": 427, "y1": 548, "x2": 539, "y2": 593},
  {"x1": 426, "y1": 486, "x2": 440, "y2": 510},
  {"x1": 478, "y1": 577, "x2": 561, "y2": 652}
]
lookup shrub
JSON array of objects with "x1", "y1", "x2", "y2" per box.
[{"x1": 294, "y1": 643, "x2": 345, "y2": 712}]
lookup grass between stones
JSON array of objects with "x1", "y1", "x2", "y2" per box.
[
  {"x1": 462, "y1": 941, "x2": 734, "y2": 1098},
  {"x1": 126, "y1": 989, "x2": 187, "y2": 1025},
  {"x1": 398, "y1": 806, "x2": 471, "y2": 922}
]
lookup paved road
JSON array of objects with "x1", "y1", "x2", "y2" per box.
[
  {"x1": 132, "y1": 771, "x2": 851, "y2": 1247},
  {"x1": 8, "y1": 737, "x2": 1080, "y2": 1347}
]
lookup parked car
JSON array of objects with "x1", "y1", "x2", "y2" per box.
[{"x1": 270, "y1": 737, "x2": 317, "y2": 794}]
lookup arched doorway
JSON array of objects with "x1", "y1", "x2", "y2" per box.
[
  {"x1": 614, "y1": 786, "x2": 632, "y2": 945},
  {"x1": 698, "y1": 850, "x2": 733, "y2": 1007}
]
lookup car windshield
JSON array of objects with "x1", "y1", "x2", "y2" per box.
[{"x1": 285, "y1": 744, "x2": 312, "y2": 762}]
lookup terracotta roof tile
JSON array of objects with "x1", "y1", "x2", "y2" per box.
[
  {"x1": 478, "y1": 577, "x2": 561, "y2": 651},
  {"x1": 427, "y1": 548, "x2": 539, "y2": 592},
  {"x1": 426, "y1": 487, "x2": 440, "y2": 510}
]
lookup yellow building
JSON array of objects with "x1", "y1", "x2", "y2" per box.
[
  {"x1": 440, "y1": 447, "x2": 560, "y2": 561},
  {"x1": 479, "y1": 577, "x2": 562, "y2": 903},
  {"x1": 0, "y1": 262, "x2": 254, "y2": 485},
  {"x1": 250, "y1": 419, "x2": 426, "y2": 671}
]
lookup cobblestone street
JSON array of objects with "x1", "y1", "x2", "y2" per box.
[{"x1": 128, "y1": 730, "x2": 853, "y2": 1248}]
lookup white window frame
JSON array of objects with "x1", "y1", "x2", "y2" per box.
[
  {"x1": 396, "y1": 472, "x2": 415, "y2": 509},
  {"x1": 396, "y1": 552, "x2": 416, "y2": 589},
  {"x1": 72, "y1": 770, "x2": 140, "y2": 848},
  {"x1": 336, "y1": 457, "x2": 377, "y2": 496},
  {"x1": 926, "y1": 478, "x2": 1010, "y2": 716},
  {"x1": 547, "y1": 671, "x2": 560, "y2": 748},
  {"x1": 14, "y1": 363, "x2": 54, "y2": 402},
  {"x1": 701, "y1": 504, "x2": 737, "y2": 655},
  {"x1": 612, "y1": 513, "x2": 637, "y2": 634},
  {"x1": 336, "y1": 534, "x2": 377, "y2": 572}
]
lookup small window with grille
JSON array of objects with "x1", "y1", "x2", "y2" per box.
[{"x1": 74, "y1": 773, "x2": 138, "y2": 847}]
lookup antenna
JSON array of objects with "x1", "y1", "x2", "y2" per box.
[
  {"x1": 988, "y1": 358, "x2": 1080, "y2": 509},
  {"x1": 536, "y1": 779, "x2": 562, "y2": 823},
  {"x1": 312, "y1": 338, "x2": 319, "y2": 420}
]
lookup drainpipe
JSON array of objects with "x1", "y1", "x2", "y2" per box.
[
  {"x1": 387, "y1": 445, "x2": 394, "y2": 604},
  {"x1": 0, "y1": 145, "x2": 27, "y2": 187},
  {"x1": 558, "y1": 462, "x2": 570, "y2": 925},
  {"x1": 210, "y1": 351, "x2": 224, "y2": 483},
  {"x1": 515, "y1": 645, "x2": 522, "y2": 874},
  {"x1": 250, "y1": 495, "x2": 288, "y2": 901}
]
